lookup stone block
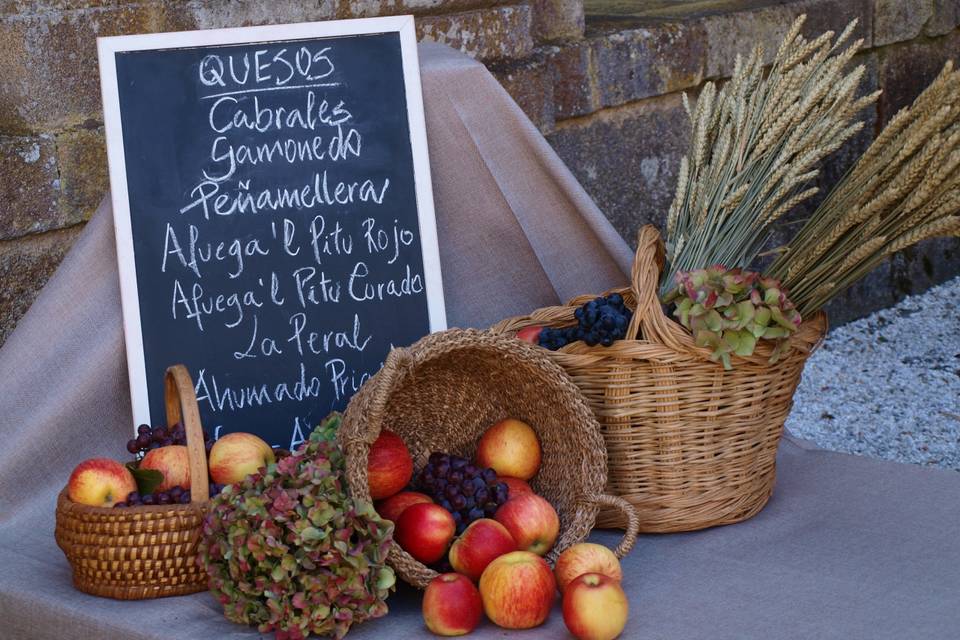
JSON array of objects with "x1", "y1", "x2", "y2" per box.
[
  {"x1": 0, "y1": 224, "x2": 81, "y2": 345},
  {"x1": 0, "y1": 3, "x2": 175, "y2": 133},
  {"x1": 822, "y1": 256, "x2": 896, "y2": 325},
  {"x1": 591, "y1": 19, "x2": 706, "y2": 109},
  {"x1": 417, "y1": 5, "x2": 534, "y2": 61},
  {"x1": 697, "y1": 0, "x2": 873, "y2": 79},
  {"x1": 546, "y1": 92, "x2": 690, "y2": 243},
  {"x1": 529, "y1": 0, "x2": 584, "y2": 43},
  {"x1": 0, "y1": 1, "x2": 112, "y2": 15},
  {"x1": 587, "y1": 0, "x2": 872, "y2": 80},
  {"x1": 55, "y1": 126, "x2": 107, "y2": 218},
  {"x1": 546, "y1": 41, "x2": 598, "y2": 119},
  {"x1": 490, "y1": 53, "x2": 555, "y2": 131},
  {"x1": 0, "y1": 135, "x2": 61, "y2": 240},
  {"x1": 926, "y1": 0, "x2": 960, "y2": 36},
  {"x1": 874, "y1": 0, "x2": 933, "y2": 46},
  {"x1": 878, "y1": 31, "x2": 960, "y2": 127},
  {"x1": 890, "y1": 236, "x2": 960, "y2": 302},
  {"x1": 183, "y1": 0, "x2": 334, "y2": 29},
  {"x1": 333, "y1": 0, "x2": 511, "y2": 19}
]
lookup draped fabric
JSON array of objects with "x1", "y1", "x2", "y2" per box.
[{"x1": 1, "y1": 44, "x2": 957, "y2": 639}]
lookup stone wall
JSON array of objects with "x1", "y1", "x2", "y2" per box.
[{"x1": 1, "y1": 0, "x2": 958, "y2": 343}]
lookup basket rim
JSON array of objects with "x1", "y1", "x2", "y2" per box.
[
  {"x1": 56, "y1": 487, "x2": 206, "y2": 517},
  {"x1": 494, "y1": 291, "x2": 827, "y2": 367}
]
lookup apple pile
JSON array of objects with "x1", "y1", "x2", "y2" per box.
[
  {"x1": 366, "y1": 419, "x2": 630, "y2": 639},
  {"x1": 368, "y1": 418, "x2": 558, "y2": 567},
  {"x1": 66, "y1": 424, "x2": 280, "y2": 509},
  {"x1": 427, "y1": 542, "x2": 629, "y2": 640}
]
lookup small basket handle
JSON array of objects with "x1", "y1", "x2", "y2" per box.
[
  {"x1": 591, "y1": 493, "x2": 640, "y2": 558},
  {"x1": 164, "y1": 365, "x2": 210, "y2": 504}
]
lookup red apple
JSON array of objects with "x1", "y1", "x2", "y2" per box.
[
  {"x1": 478, "y1": 551, "x2": 556, "y2": 629},
  {"x1": 140, "y1": 445, "x2": 190, "y2": 491},
  {"x1": 476, "y1": 419, "x2": 541, "y2": 481},
  {"x1": 367, "y1": 430, "x2": 413, "y2": 500},
  {"x1": 376, "y1": 491, "x2": 433, "y2": 523},
  {"x1": 498, "y1": 476, "x2": 533, "y2": 498},
  {"x1": 395, "y1": 503, "x2": 456, "y2": 564},
  {"x1": 516, "y1": 326, "x2": 543, "y2": 344},
  {"x1": 449, "y1": 518, "x2": 517, "y2": 582},
  {"x1": 67, "y1": 458, "x2": 137, "y2": 507},
  {"x1": 209, "y1": 432, "x2": 275, "y2": 485},
  {"x1": 422, "y1": 573, "x2": 483, "y2": 636},
  {"x1": 554, "y1": 542, "x2": 623, "y2": 593},
  {"x1": 562, "y1": 573, "x2": 628, "y2": 640},
  {"x1": 494, "y1": 493, "x2": 559, "y2": 556}
]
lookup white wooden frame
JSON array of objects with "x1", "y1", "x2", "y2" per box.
[{"x1": 98, "y1": 16, "x2": 446, "y2": 429}]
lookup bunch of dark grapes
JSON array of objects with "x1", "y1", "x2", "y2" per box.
[
  {"x1": 538, "y1": 293, "x2": 633, "y2": 350},
  {"x1": 126, "y1": 423, "x2": 216, "y2": 458},
  {"x1": 114, "y1": 482, "x2": 227, "y2": 508},
  {"x1": 414, "y1": 452, "x2": 510, "y2": 534}
]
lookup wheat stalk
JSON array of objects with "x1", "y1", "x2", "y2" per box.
[
  {"x1": 661, "y1": 15, "x2": 876, "y2": 294},
  {"x1": 770, "y1": 61, "x2": 960, "y2": 315}
]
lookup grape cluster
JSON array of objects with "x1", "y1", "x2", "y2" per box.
[
  {"x1": 414, "y1": 453, "x2": 510, "y2": 535},
  {"x1": 538, "y1": 293, "x2": 633, "y2": 350},
  {"x1": 126, "y1": 423, "x2": 216, "y2": 457},
  {"x1": 113, "y1": 483, "x2": 227, "y2": 508}
]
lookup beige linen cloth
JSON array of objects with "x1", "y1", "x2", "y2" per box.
[{"x1": 2, "y1": 44, "x2": 959, "y2": 639}]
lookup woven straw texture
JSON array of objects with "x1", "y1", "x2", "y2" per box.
[
  {"x1": 54, "y1": 365, "x2": 211, "y2": 599},
  {"x1": 492, "y1": 225, "x2": 827, "y2": 533},
  {"x1": 339, "y1": 329, "x2": 640, "y2": 589}
]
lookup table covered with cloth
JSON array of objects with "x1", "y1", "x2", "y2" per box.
[{"x1": 1, "y1": 43, "x2": 958, "y2": 640}]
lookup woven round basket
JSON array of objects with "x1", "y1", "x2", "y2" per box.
[
  {"x1": 491, "y1": 225, "x2": 827, "y2": 533},
  {"x1": 54, "y1": 365, "x2": 211, "y2": 599},
  {"x1": 339, "y1": 329, "x2": 640, "y2": 589}
]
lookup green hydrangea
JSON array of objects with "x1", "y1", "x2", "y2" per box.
[
  {"x1": 664, "y1": 266, "x2": 802, "y2": 369},
  {"x1": 198, "y1": 414, "x2": 395, "y2": 640}
]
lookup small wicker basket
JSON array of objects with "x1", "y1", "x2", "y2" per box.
[
  {"x1": 492, "y1": 225, "x2": 826, "y2": 533},
  {"x1": 339, "y1": 329, "x2": 640, "y2": 589},
  {"x1": 55, "y1": 365, "x2": 211, "y2": 599}
]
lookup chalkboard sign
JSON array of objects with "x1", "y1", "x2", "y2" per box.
[{"x1": 98, "y1": 17, "x2": 445, "y2": 448}]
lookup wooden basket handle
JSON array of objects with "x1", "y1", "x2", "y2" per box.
[
  {"x1": 592, "y1": 493, "x2": 640, "y2": 558},
  {"x1": 624, "y1": 225, "x2": 688, "y2": 350},
  {"x1": 164, "y1": 365, "x2": 210, "y2": 504}
]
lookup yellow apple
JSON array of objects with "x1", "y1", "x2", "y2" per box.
[
  {"x1": 479, "y1": 551, "x2": 556, "y2": 629},
  {"x1": 554, "y1": 542, "x2": 623, "y2": 593},
  {"x1": 208, "y1": 432, "x2": 275, "y2": 485},
  {"x1": 140, "y1": 445, "x2": 190, "y2": 491},
  {"x1": 476, "y1": 418, "x2": 541, "y2": 480},
  {"x1": 67, "y1": 458, "x2": 137, "y2": 507},
  {"x1": 562, "y1": 573, "x2": 628, "y2": 640}
]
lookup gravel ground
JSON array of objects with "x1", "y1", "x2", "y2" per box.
[{"x1": 786, "y1": 275, "x2": 960, "y2": 470}]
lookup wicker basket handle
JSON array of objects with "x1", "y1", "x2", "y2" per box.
[
  {"x1": 591, "y1": 493, "x2": 640, "y2": 558},
  {"x1": 339, "y1": 348, "x2": 415, "y2": 506},
  {"x1": 625, "y1": 225, "x2": 685, "y2": 348},
  {"x1": 365, "y1": 348, "x2": 415, "y2": 444},
  {"x1": 164, "y1": 365, "x2": 210, "y2": 504}
]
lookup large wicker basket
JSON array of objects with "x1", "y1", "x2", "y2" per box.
[
  {"x1": 339, "y1": 329, "x2": 640, "y2": 589},
  {"x1": 491, "y1": 225, "x2": 826, "y2": 533},
  {"x1": 55, "y1": 365, "x2": 211, "y2": 599}
]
